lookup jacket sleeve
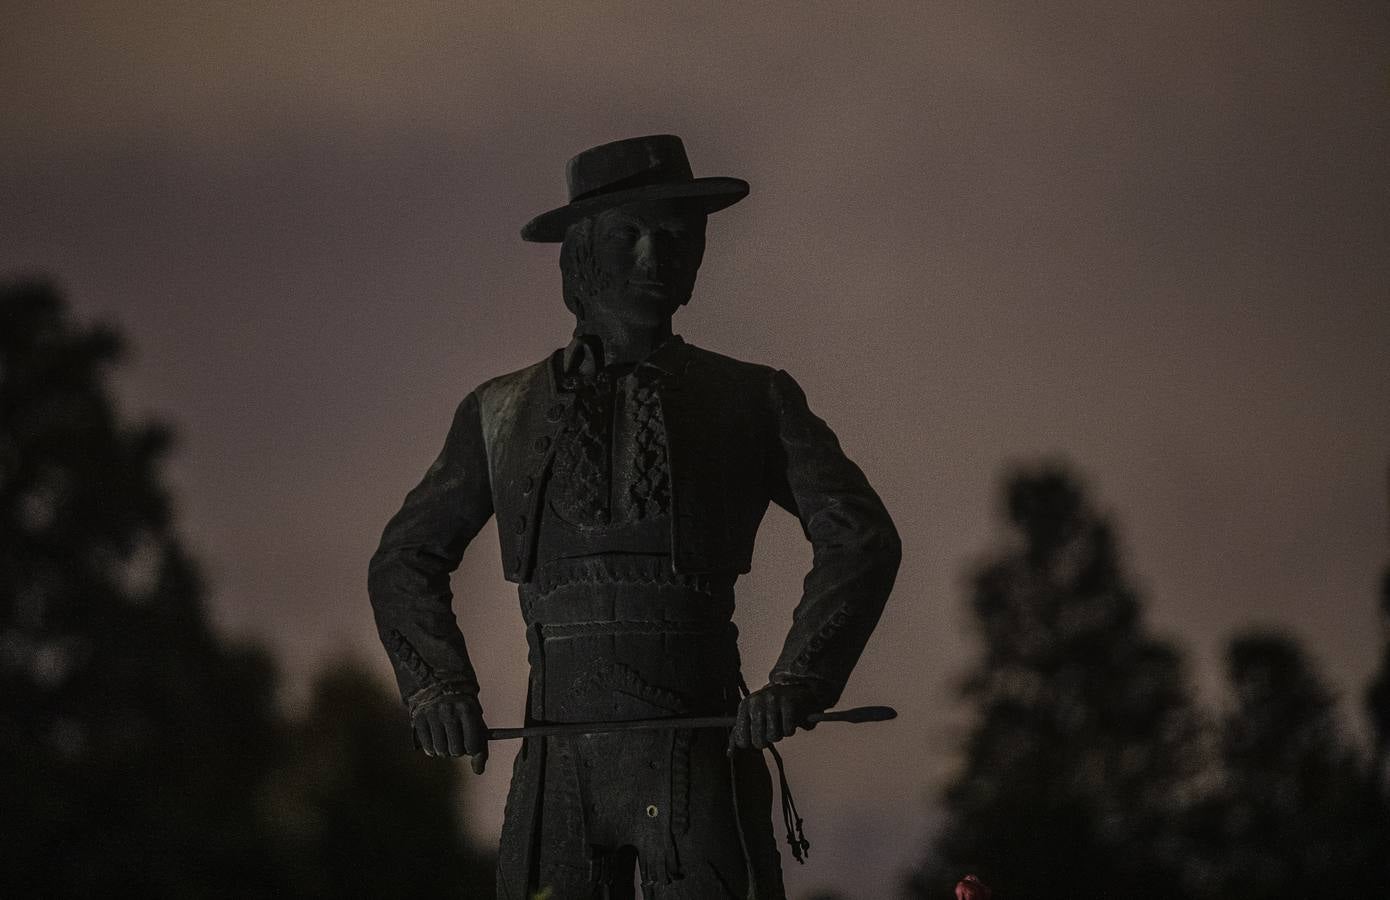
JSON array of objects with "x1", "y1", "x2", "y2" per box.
[
  {"x1": 765, "y1": 369, "x2": 902, "y2": 709},
  {"x1": 368, "y1": 391, "x2": 494, "y2": 714}
]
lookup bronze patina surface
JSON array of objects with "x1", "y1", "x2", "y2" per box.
[{"x1": 369, "y1": 134, "x2": 901, "y2": 899}]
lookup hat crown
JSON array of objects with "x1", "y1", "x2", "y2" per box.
[
  {"x1": 566, "y1": 134, "x2": 694, "y2": 203},
  {"x1": 521, "y1": 133, "x2": 745, "y2": 242}
]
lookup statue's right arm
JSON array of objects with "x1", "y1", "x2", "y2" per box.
[{"x1": 368, "y1": 390, "x2": 494, "y2": 766}]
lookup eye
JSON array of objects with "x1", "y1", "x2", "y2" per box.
[{"x1": 597, "y1": 225, "x2": 639, "y2": 249}]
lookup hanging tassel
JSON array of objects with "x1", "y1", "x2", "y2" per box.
[
  {"x1": 736, "y1": 674, "x2": 811, "y2": 864},
  {"x1": 767, "y1": 742, "x2": 810, "y2": 863}
]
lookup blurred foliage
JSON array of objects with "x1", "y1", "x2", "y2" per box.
[
  {"x1": 265, "y1": 660, "x2": 495, "y2": 897},
  {"x1": 0, "y1": 280, "x2": 493, "y2": 897},
  {"x1": 1204, "y1": 632, "x2": 1387, "y2": 896},
  {"x1": 908, "y1": 465, "x2": 1390, "y2": 899},
  {"x1": 908, "y1": 466, "x2": 1207, "y2": 898},
  {"x1": 1366, "y1": 529, "x2": 1390, "y2": 790}
]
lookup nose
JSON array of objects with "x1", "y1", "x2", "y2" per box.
[{"x1": 633, "y1": 232, "x2": 657, "y2": 271}]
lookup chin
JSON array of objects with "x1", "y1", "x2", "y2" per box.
[
  {"x1": 626, "y1": 295, "x2": 687, "y2": 322},
  {"x1": 622, "y1": 310, "x2": 676, "y2": 329}
]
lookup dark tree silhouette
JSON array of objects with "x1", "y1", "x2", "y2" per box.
[
  {"x1": 1366, "y1": 464, "x2": 1390, "y2": 791},
  {"x1": 908, "y1": 465, "x2": 1208, "y2": 900},
  {"x1": 264, "y1": 659, "x2": 495, "y2": 897},
  {"x1": 1213, "y1": 632, "x2": 1389, "y2": 897},
  {"x1": 1, "y1": 279, "x2": 494, "y2": 897},
  {"x1": 0, "y1": 279, "x2": 286, "y2": 895}
]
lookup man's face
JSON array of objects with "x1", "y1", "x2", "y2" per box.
[{"x1": 585, "y1": 199, "x2": 708, "y2": 327}]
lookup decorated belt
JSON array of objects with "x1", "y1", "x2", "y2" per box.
[
  {"x1": 537, "y1": 619, "x2": 736, "y2": 640},
  {"x1": 525, "y1": 553, "x2": 736, "y2": 596}
]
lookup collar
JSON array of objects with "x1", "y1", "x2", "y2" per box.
[
  {"x1": 561, "y1": 332, "x2": 688, "y2": 378},
  {"x1": 561, "y1": 333, "x2": 604, "y2": 377}
]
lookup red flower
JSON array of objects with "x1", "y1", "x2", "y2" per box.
[{"x1": 955, "y1": 874, "x2": 992, "y2": 900}]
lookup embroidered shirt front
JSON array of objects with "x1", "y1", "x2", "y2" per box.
[{"x1": 535, "y1": 335, "x2": 675, "y2": 569}]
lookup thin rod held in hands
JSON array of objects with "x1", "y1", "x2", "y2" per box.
[{"x1": 485, "y1": 705, "x2": 897, "y2": 742}]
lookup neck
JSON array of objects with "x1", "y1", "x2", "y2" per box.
[{"x1": 573, "y1": 318, "x2": 672, "y2": 367}]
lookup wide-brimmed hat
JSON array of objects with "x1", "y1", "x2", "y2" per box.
[{"x1": 520, "y1": 134, "x2": 748, "y2": 242}]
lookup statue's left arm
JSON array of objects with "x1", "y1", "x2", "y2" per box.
[{"x1": 730, "y1": 368, "x2": 902, "y2": 750}]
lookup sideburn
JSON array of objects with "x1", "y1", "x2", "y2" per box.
[{"x1": 560, "y1": 218, "x2": 608, "y2": 320}]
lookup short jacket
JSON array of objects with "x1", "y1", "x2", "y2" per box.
[{"x1": 368, "y1": 335, "x2": 902, "y2": 714}]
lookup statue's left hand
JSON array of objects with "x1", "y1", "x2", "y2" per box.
[{"x1": 727, "y1": 683, "x2": 824, "y2": 753}]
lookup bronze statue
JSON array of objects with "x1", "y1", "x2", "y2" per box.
[{"x1": 369, "y1": 134, "x2": 901, "y2": 898}]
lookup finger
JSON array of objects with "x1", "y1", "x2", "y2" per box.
[
  {"x1": 750, "y1": 695, "x2": 769, "y2": 750},
  {"x1": 414, "y1": 718, "x2": 434, "y2": 756},
  {"x1": 425, "y1": 713, "x2": 447, "y2": 758},
  {"x1": 441, "y1": 708, "x2": 465, "y2": 757},
  {"x1": 461, "y1": 707, "x2": 488, "y2": 755},
  {"x1": 462, "y1": 715, "x2": 489, "y2": 774},
  {"x1": 762, "y1": 696, "x2": 783, "y2": 745},
  {"x1": 797, "y1": 689, "x2": 820, "y2": 730},
  {"x1": 728, "y1": 699, "x2": 750, "y2": 753},
  {"x1": 779, "y1": 695, "x2": 798, "y2": 739}
]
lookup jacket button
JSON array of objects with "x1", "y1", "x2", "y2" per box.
[
  {"x1": 645, "y1": 804, "x2": 659, "y2": 818},
  {"x1": 514, "y1": 516, "x2": 527, "y2": 534},
  {"x1": 521, "y1": 475, "x2": 536, "y2": 494},
  {"x1": 546, "y1": 403, "x2": 565, "y2": 422},
  {"x1": 533, "y1": 436, "x2": 551, "y2": 453}
]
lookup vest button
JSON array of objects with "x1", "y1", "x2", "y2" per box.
[
  {"x1": 533, "y1": 436, "x2": 551, "y2": 453},
  {"x1": 546, "y1": 403, "x2": 565, "y2": 422},
  {"x1": 514, "y1": 516, "x2": 527, "y2": 534},
  {"x1": 521, "y1": 475, "x2": 536, "y2": 494},
  {"x1": 645, "y1": 804, "x2": 659, "y2": 818}
]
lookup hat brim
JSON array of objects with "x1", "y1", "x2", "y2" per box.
[{"x1": 520, "y1": 176, "x2": 749, "y2": 242}]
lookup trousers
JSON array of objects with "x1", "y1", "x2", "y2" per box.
[
  {"x1": 498, "y1": 559, "x2": 787, "y2": 899},
  {"x1": 534, "y1": 729, "x2": 783, "y2": 898}
]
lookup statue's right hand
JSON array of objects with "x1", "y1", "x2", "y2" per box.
[{"x1": 412, "y1": 693, "x2": 488, "y2": 774}]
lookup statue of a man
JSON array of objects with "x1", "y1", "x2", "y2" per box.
[{"x1": 369, "y1": 134, "x2": 901, "y2": 899}]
